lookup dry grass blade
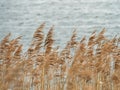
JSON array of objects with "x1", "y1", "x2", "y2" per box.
[
  {"x1": 44, "y1": 25, "x2": 54, "y2": 54},
  {"x1": 70, "y1": 29, "x2": 78, "y2": 48},
  {"x1": 0, "y1": 33, "x2": 11, "y2": 44},
  {"x1": 28, "y1": 23, "x2": 45, "y2": 54}
]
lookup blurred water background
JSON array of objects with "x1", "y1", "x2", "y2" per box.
[{"x1": 0, "y1": 0, "x2": 120, "y2": 50}]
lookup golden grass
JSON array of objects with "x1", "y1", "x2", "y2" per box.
[{"x1": 0, "y1": 23, "x2": 120, "y2": 90}]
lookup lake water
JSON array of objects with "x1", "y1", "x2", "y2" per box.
[{"x1": 0, "y1": 0, "x2": 120, "y2": 50}]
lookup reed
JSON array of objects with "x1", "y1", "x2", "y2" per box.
[{"x1": 0, "y1": 24, "x2": 120, "y2": 90}]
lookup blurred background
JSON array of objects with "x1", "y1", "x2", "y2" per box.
[{"x1": 0, "y1": 0, "x2": 120, "y2": 50}]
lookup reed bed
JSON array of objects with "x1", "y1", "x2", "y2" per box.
[{"x1": 0, "y1": 23, "x2": 120, "y2": 90}]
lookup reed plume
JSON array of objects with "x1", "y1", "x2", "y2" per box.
[{"x1": 0, "y1": 24, "x2": 120, "y2": 90}]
